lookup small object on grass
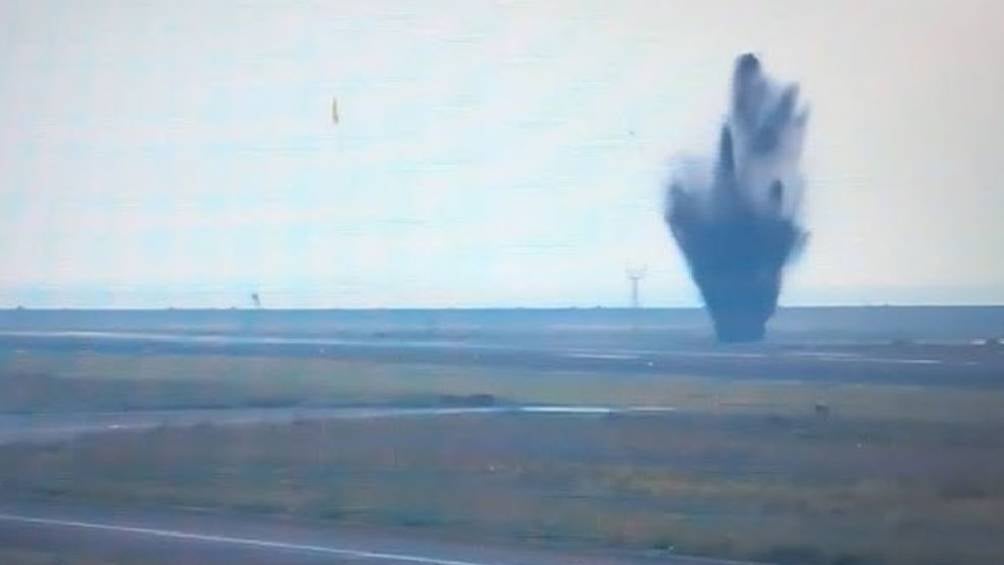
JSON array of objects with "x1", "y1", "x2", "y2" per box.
[{"x1": 814, "y1": 402, "x2": 830, "y2": 418}]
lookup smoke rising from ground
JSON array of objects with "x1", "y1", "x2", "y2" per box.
[{"x1": 665, "y1": 54, "x2": 809, "y2": 342}]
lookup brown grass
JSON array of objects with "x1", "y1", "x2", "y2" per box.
[
  {"x1": 4, "y1": 412, "x2": 1004, "y2": 564},
  {"x1": 4, "y1": 348, "x2": 1004, "y2": 563},
  {"x1": 3, "y1": 350, "x2": 1004, "y2": 423}
]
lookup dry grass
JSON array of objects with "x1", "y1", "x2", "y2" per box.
[
  {"x1": 4, "y1": 413, "x2": 1004, "y2": 564},
  {"x1": 3, "y1": 350, "x2": 1004, "y2": 423},
  {"x1": 4, "y1": 348, "x2": 1004, "y2": 563},
  {"x1": 0, "y1": 548, "x2": 130, "y2": 565}
]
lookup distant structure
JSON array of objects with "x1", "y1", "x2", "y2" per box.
[
  {"x1": 814, "y1": 402, "x2": 831, "y2": 419},
  {"x1": 332, "y1": 97, "x2": 339, "y2": 124},
  {"x1": 626, "y1": 267, "x2": 647, "y2": 309},
  {"x1": 250, "y1": 292, "x2": 262, "y2": 309}
]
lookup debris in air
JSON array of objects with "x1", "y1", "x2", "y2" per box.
[{"x1": 664, "y1": 54, "x2": 810, "y2": 343}]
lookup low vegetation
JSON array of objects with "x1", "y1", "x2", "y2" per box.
[
  {"x1": 4, "y1": 412, "x2": 1004, "y2": 564},
  {"x1": 0, "y1": 549, "x2": 127, "y2": 565},
  {"x1": 3, "y1": 350, "x2": 1004, "y2": 423},
  {"x1": 4, "y1": 347, "x2": 1004, "y2": 563}
]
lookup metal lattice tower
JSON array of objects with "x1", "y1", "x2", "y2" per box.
[{"x1": 626, "y1": 267, "x2": 647, "y2": 309}]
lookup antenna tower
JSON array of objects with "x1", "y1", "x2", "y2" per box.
[{"x1": 626, "y1": 266, "x2": 647, "y2": 309}]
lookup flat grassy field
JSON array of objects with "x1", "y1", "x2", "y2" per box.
[
  {"x1": 4, "y1": 350, "x2": 1004, "y2": 423},
  {"x1": 0, "y1": 549, "x2": 125, "y2": 565},
  {"x1": 4, "y1": 411, "x2": 1004, "y2": 565},
  {"x1": 3, "y1": 348, "x2": 1004, "y2": 564}
]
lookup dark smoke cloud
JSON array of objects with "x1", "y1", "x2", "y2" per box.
[{"x1": 665, "y1": 54, "x2": 809, "y2": 342}]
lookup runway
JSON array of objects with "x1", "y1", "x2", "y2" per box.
[{"x1": 0, "y1": 329, "x2": 1001, "y2": 387}]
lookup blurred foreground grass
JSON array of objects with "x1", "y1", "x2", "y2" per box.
[
  {"x1": 4, "y1": 349, "x2": 1004, "y2": 564},
  {"x1": 4, "y1": 412, "x2": 1004, "y2": 565},
  {"x1": 0, "y1": 549, "x2": 127, "y2": 565}
]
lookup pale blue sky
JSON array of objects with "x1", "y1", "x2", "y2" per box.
[{"x1": 1, "y1": 0, "x2": 1002, "y2": 308}]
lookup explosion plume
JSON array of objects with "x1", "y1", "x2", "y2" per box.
[{"x1": 665, "y1": 54, "x2": 809, "y2": 342}]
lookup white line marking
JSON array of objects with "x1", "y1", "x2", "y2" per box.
[
  {"x1": 785, "y1": 351, "x2": 860, "y2": 358},
  {"x1": 563, "y1": 353, "x2": 640, "y2": 360},
  {"x1": 0, "y1": 513, "x2": 491, "y2": 565},
  {"x1": 807, "y1": 356, "x2": 943, "y2": 365},
  {"x1": 859, "y1": 357, "x2": 943, "y2": 365},
  {"x1": 518, "y1": 406, "x2": 614, "y2": 414},
  {"x1": 624, "y1": 406, "x2": 678, "y2": 413}
]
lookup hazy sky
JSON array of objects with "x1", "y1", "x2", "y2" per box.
[{"x1": 2, "y1": 0, "x2": 1002, "y2": 308}]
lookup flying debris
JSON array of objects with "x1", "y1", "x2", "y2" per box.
[
  {"x1": 664, "y1": 54, "x2": 810, "y2": 343},
  {"x1": 332, "y1": 97, "x2": 339, "y2": 124},
  {"x1": 250, "y1": 293, "x2": 262, "y2": 309}
]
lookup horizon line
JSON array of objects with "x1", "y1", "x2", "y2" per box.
[{"x1": 2, "y1": 304, "x2": 1004, "y2": 312}]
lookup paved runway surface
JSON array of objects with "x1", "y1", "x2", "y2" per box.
[
  {"x1": 1, "y1": 329, "x2": 1002, "y2": 386},
  {"x1": 0, "y1": 500, "x2": 759, "y2": 564}
]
